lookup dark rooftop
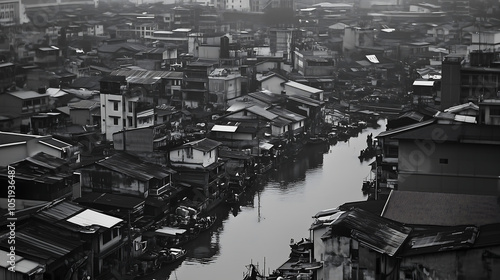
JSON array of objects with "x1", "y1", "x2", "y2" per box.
[
  {"x1": 382, "y1": 190, "x2": 500, "y2": 226},
  {"x1": 328, "y1": 208, "x2": 411, "y2": 256},
  {"x1": 178, "y1": 138, "x2": 222, "y2": 152},
  {"x1": 96, "y1": 152, "x2": 175, "y2": 181}
]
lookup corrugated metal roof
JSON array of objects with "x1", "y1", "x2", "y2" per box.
[
  {"x1": 34, "y1": 201, "x2": 84, "y2": 224},
  {"x1": 69, "y1": 99, "x2": 100, "y2": 110},
  {"x1": 285, "y1": 81, "x2": 323, "y2": 94},
  {"x1": 1, "y1": 221, "x2": 84, "y2": 262},
  {"x1": 25, "y1": 152, "x2": 68, "y2": 170},
  {"x1": 401, "y1": 226, "x2": 478, "y2": 257},
  {"x1": 97, "y1": 152, "x2": 175, "y2": 181},
  {"x1": 177, "y1": 138, "x2": 221, "y2": 152},
  {"x1": 110, "y1": 69, "x2": 183, "y2": 79},
  {"x1": 246, "y1": 105, "x2": 277, "y2": 120},
  {"x1": 330, "y1": 208, "x2": 411, "y2": 256},
  {"x1": 268, "y1": 107, "x2": 306, "y2": 122}
]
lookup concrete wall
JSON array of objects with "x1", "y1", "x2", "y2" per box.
[{"x1": 398, "y1": 140, "x2": 500, "y2": 195}]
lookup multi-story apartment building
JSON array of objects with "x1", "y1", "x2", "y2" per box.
[
  {"x1": 441, "y1": 51, "x2": 500, "y2": 111},
  {"x1": 208, "y1": 68, "x2": 243, "y2": 110},
  {"x1": 182, "y1": 60, "x2": 217, "y2": 110},
  {"x1": 99, "y1": 76, "x2": 155, "y2": 141}
]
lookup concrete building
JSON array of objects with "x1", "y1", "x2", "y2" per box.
[{"x1": 208, "y1": 68, "x2": 242, "y2": 110}]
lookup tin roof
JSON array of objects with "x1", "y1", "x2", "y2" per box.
[
  {"x1": 25, "y1": 152, "x2": 68, "y2": 170},
  {"x1": 0, "y1": 221, "x2": 84, "y2": 263},
  {"x1": 97, "y1": 152, "x2": 175, "y2": 181},
  {"x1": 268, "y1": 107, "x2": 306, "y2": 122},
  {"x1": 400, "y1": 225, "x2": 478, "y2": 257},
  {"x1": 285, "y1": 81, "x2": 323, "y2": 94},
  {"x1": 34, "y1": 201, "x2": 84, "y2": 224},
  {"x1": 177, "y1": 138, "x2": 222, "y2": 152},
  {"x1": 110, "y1": 69, "x2": 183, "y2": 80},
  {"x1": 329, "y1": 208, "x2": 411, "y2": 256},
  {"x1": 246, "y1": 105, "x2": 278, "y2": 120}
]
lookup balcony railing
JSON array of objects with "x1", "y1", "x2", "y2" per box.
[{"x1": 149, "y1": 183, "x2": 171, "y2": 196}]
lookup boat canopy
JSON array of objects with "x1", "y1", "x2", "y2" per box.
[{"x1": 155, "y1": 226, "x2": 187, "y2": 236}]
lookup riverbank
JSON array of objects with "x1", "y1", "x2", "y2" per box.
[{"x1": 158, "y1": 119, "x2": 387, "y2": 280}]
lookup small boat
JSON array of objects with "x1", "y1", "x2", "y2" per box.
[
  {"x1": 133, "y1": 250, "x2": 162, "y2": 279},
  {"x1": 157, "y1": 247, "x2": 187, "y2": 266}
]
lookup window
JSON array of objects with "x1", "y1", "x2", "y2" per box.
[
  {"x1": 113, "y1": 101, "x2": 119, "y2": 111},
  {"x1": 128, "y1": 101, "x2": 133, "y2": 112},
  {"x1": 186, "y1": 147, "x2": 193, "y2": 159},
  {"x1": 113, "y1": 228, "x2": 120, "y2": 237},
  {"x1": 127, "y1": 116, "x2": 133, "y2": 127},
  {"x1": 102, "y1": 230, "x2": 112, "y2": 244},
  {"x1": 113, "y1": 117, "x2": 119, "y2": 125},
  {"x1": 439, "y1": 158, "x2": 448, "y2": 164}
]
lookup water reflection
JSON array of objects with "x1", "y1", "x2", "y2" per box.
[{"x1": 143, "y1": 119, "x2": 387, "y2": 280}]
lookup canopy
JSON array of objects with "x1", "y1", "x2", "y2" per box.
[{"x1": 155, "y1": 226, "x2": 187, "y2": 236}]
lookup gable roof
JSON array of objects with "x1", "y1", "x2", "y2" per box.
[
  {"x1": 381, "y1": 190, "x2": 500, "y2": 226},
  {"x1": 177, "y1": 138, "x2": 222, "y2": 152},
  {"x1": 284, "y1": 80, "x2": 323, "y2": 94},
  {"x1": 443, "y1": 102, "x2": 479, "y2": 114},
  {"x1": 267, "y1": 107, "x2": 306, "y2": 122},
  {"x1": 246, "y1": 105, "x2": 278, "y2": 120}
]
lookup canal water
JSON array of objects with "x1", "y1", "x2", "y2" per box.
[{"x1": 146, "y1": 119, "x2": 387, "y2": 280}]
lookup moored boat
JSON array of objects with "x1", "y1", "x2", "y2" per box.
[{"x1": 157, "y1": 247, "x2": 187, "y2": 267}]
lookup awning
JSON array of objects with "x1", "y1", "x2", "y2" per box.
[
  {"x1": 413, "y1": 80, "x2": 435, "y2": 86},
  {"x1": 211, "y1": 124, "x2": 238, "y2": 133},
  {"x1": 155, "y1": 226, "x2": 187, "y2": 236}
]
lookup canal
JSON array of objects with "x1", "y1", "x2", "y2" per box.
[{"x1": 146, "y1": 119, "x2": 387, "y2": 280}]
